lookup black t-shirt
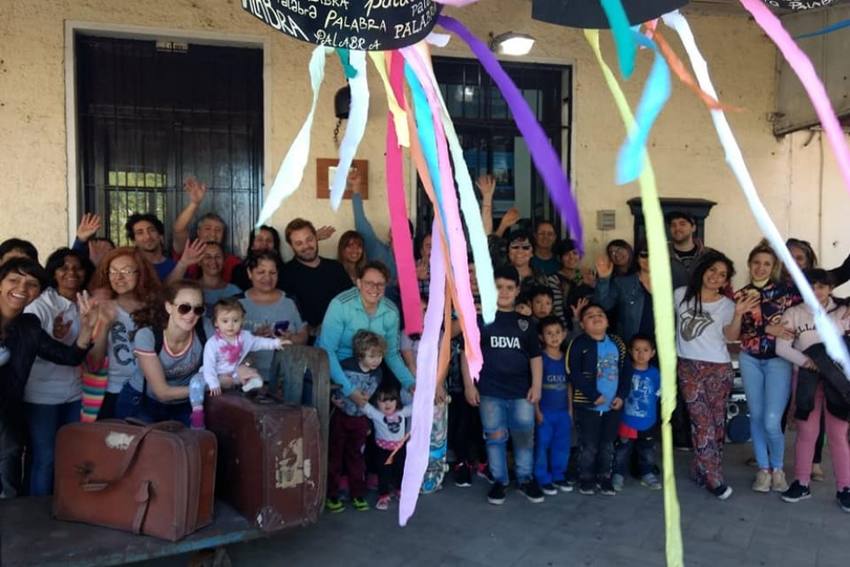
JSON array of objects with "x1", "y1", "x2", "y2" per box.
[
  {"x1": 279, "y1": 258, "x2": 353, "y2": 327},
  {"x1": 478, "y1": 311, "x2": 542, "y2": 399}
]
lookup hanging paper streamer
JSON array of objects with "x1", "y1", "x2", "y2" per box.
[
  {"x1": 796, "y1": 17, "x2": 850, "y2": 39},
  {"x1": 328, "y1": 51, "x2": 370, "y2": 210},
  {"x1": 600, "y1": 0, "x2": 638, "y2": 78},
  {"x1": 438, "y1": 15, "x2": 585, "y2": 254},
  {"x1": 256, "y1": 46, "x2": 330, "y2": 227},
  {"x1": 585, "y1": 29, "x2": 683, "y2": 567},
  {"x1": 335, "y1": 48, "x2": 357, "y2": 79},
  {"x1": 739, "y1": 0, "x2": 850, "y2": 200},
  {"x1": 368, "y1": 52, "x2": 410, "y2": 148},
  {"x1": 615, "y1": 31, "x2": 671, "y2": 184},
  {"x1": 663, "y1": 10, "x2": 850, "y2": 378},
  {"x1": 417, "y1": 51, "x2": 498, "y2": 325}
]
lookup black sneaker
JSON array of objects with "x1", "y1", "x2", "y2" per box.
[
  {"x1": 579, "y1": 481, "x2": 596, "y2": 495},
  {"x1": 454, "y1": 463, "x2": 472, "y2": 488},
  {"x1": 710, "y1": 484, "x2": 733, "y2": 501},
  {"x1": 554, "y1": 479, "x2": 574, "y2": 493},
  {"x1": 598, "y1": 479, "x2": 617, "y2": 496},
  {"x1": 540, "y1": 483, "x2": 558, "y2": 496},
  {"x1": 487, "y1": 482, "x2": 507, "y2": 505},
  {"x1": 836, "y1": 487, "x2": 850, "y2": 512},
  {"x1": 781, "y1": 480, "x2": 812, "y2": 503},
  {"x1": 519, "y1": 480, "x2": 545, "y2": 503}
]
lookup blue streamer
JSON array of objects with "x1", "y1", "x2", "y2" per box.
[
  {"x1": 796, "y1": 17, "x2": 850, "y2": 40},
  {"x1": 335, "y1": 48, "x2": 357, "y2": 78}
]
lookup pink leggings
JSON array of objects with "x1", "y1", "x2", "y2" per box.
[{"x1": 794, "y1": 384, "x2": 850, "y2": 490}]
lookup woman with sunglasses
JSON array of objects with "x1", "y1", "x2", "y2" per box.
[
  {"x1": 507, "y1": 230, "x2": 549, "y2": 299},
  {"x1": 594, "y1": 246, "x2": 653, "y2": 343},
  {"x1": 235, "y1": 252, "x2": 307, "y2": 394},
  {"x1": 87, "y1": 247, "x2": 161, "y2": 419},
  {"x1": 115, "y1": 280, "x2": 209, "y2": 425}
]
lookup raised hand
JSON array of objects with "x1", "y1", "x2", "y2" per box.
[
  {"x1": 76, "y1": 213, "x2": 102, "y2": 242},
  {"x1": 183, "y1": 176, "x2": 208, "y2": 205},
  {"x1": 180, "y1": 238, "x2": 207, "y2": 266},
  {"x1": 500, "y1": 207, "x2": 521, "y2": 229},
  {"x1": 475, "y1": 174, "x2": 496, "y2": 198},
  {"x1": 88, "y1": 239, "x2": 113, "y2": 267},
  {"x1": 735, "y1": 293, "x2": 760, "y2": 316},
  {"x1": 316, "y1": 225, "x2": 336, "y2": 241},
  {"x1": 595, "y1": 254, "x2": 614, "y2": 279},
  {"x1": 346, "y1": 168, "x2": 363, "y2": 195},
  {"x1": 571, "y1": 296, "x2": 590, "y2": 321},
  {"x1": 581, "y1": 266, "x2": 597, "y2": 287}
]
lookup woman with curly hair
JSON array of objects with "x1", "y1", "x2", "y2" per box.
[{"x1": 87, "y1": 247, "x2": 161, "y2": 419}]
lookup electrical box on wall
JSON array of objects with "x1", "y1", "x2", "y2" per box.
[
  {"x1": 597, "y1": 210, "x2": 616, "y2": 231},
  {"x1": 774, "y1": 5, "x2": 850, "y2": 135}
]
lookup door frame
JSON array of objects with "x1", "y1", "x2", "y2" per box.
[{"x1": 64, "y1": 21, "x2": 271, "y2": 245}]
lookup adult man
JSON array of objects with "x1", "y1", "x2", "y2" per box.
[
  {"x1": 172, "y1": 177, "x2": 242, "y2": 282},
  {"x1": 531, "y1": 221, "x2": 560, "y2": 276},
  {"x1": 126, "y1": 213, "x2": 203, "y2": 282},
  {"x1": 667, "y1": 211, "x2": 705, "y2": 289},
  {"x1": 278, "y1": 218, "x2": 353, "y2": 338}
]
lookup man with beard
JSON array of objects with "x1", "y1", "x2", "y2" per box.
[
  {"x1": 279, "y1": 218, "x2": 353, "y2": 339},
  {"x1": 667, "y1": 211, "x2": 706, "y2": 289},
  {"x1": 125, "y1": 214, "x2": 176, "y2": 281}
]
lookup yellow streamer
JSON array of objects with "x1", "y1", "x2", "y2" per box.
[
  {"x1": 585, "y1": 29, "x2": 684, "y2": 567},
  {"x1": 368, "y1": 51, "x2": 410, "y2": 147}
]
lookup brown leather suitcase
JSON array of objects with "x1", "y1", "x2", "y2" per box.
[
  {"x1": 53, "y1": 420, "x2": 217, "y2": 541},
  {"x1": 205, "y1": 392, "x2": 322, "y2": 531}
]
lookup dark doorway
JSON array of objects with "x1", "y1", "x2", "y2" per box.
[
  {"x1": 419, "y1": 57, "x2": 571, "y2": 237},
  {"x1": 75, "y1": 35, "x2": 263, "y2": 255}
]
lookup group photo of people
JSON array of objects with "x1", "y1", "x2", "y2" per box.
[{"x1": 2, "y1": 169, "x2": 849, "y2": 520}]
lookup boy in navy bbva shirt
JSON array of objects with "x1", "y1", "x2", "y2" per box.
[{"x1": 463, "y1": 266, "x2": 544, "y2": 505}]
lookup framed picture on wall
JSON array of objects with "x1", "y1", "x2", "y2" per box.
[{"x1": 316, "y1": 158, "x2": 369, "y2": 199}]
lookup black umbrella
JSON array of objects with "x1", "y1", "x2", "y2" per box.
[
  {"x1": 241, "y1": 0, "x2": 442, "y2": 51},
  {"x1": 531, "y1": 0, "x2": 689, "y2": 29}
]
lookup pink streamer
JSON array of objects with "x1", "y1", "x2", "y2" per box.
[
  {"x1": 740, "y1": 0, "x2": 850, "y2": 196},
  {"x1": 400, "y1": 44, "x2": 482, "y2": 378},
  {"x1": 399, "y1": 217, "x2": 445, "y2": 527},
  {"x1": 386, "y1": 52, "x2": 423, "y2": 335}
]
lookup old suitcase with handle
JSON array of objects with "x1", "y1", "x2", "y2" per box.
[
  {"x1": 53, "y1": 420, "x2": 217, "y2": 541},
  {"x1": 205, "y1": 391, "x2": 322, "y2": 531}
]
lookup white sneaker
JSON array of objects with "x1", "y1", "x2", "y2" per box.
[{"x1": 242, "y1": 377, "x2": 263, "y2": 392}]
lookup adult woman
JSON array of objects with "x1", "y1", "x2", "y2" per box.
[
  {"x1": 23, "y1": 249, "x2": 94, "y2": 496},
  {"x1": 776, "y1": 269, "x2": 850, "y2": 510},
  {"x1": 0, "y1": 258, "x2": 98, "y2": 498},
  {"x1": 115, "y1": 280, "x2": 207, "y2": 425},
  {"x1": 88, "y1": 247, "x2": 161, "y2": 419},
  {"x1": 507, "y1": 230, "x2": 548, "y2": 298},
  {"x1": 337, "y1": 230, "x2": 366, "y2": 284},
  {"x1": 606, "y1": 239, "x2": 635, "y2": 277},
  {"x1": 232, "y1": 225, "x2": 284, "y2": 291},
  {"x1": 594, "y1": 247, "x2": 653, "y2": 342},
  {"x1": 735, "y1": 243, "x2": 796, "y2": 493},
  {"x1": 786, "y1": 238, "x2": 850, "y2": 287},
  {"x1": 317, "y1": 261, "x2": 415, "y2": 407},
  {"x1": 237, "y1": 252, "x2": 307, "y2": 391},
  {"x1": 198, "y1": 241, "x2": 241, "y2": 313},
  {"x1": 674, "y1": 251, "x2": 758, "y2": 500}
]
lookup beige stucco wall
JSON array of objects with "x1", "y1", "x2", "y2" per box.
[{"x1": 0, "y1": 0, "x2": 848, "y2": 288}]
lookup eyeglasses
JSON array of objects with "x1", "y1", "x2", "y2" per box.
[
  {"x1": 175, "y1": 304, "x2": 205, "y2": 316},
  {"x1": 108, "y1": 268, "x2": 138, "y2": 277},
  {"x1": 360, "y1": 280, "x2": 386, "y2": 291},
  {"x1": 510, "y1": 244, "x2": 532, "y2": 251}
]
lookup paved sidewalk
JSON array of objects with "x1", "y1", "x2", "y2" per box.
[{"x1": 141, "y1": 442, "x2": 848, "y2": 567}]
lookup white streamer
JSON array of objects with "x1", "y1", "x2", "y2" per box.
[{"x1": 329, "y1": 50, "x2": 370, "y2": 210}]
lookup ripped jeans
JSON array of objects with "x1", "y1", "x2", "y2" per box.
[{"x1": 479, "y1": 396, "x2": 535, "y2": 485}]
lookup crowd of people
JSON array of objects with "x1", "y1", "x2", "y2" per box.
[{"x1": 0, "y1": 171, "x2": 849, "y2": 520}]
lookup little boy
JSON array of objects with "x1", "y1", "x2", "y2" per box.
[
  {"x1": 534, "y1": 316, "x2": 573, "y2": 495},
  {"x1": 567, "y1": 303, "x2": 629, "y2": 496},
  {"x1": 326, "y1": 330, "x2": 387, "y2": 513},
  {"x1": 463, "y1": 266, "x2": 544, "y2": 505},
  {"x1": 530, "y1": 286, "x2": 555, "y2": 323},
  {"x1": 612, "y1": 334, "x2": 662, "y2": 491}
]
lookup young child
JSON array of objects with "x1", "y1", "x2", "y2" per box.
[
  {"x1": 359, "y1": 384, "x2": 413, "y2": 510},
  {"x1": 612, "y1": 334, "x2": 662, "y2": 492},
  {"x1": 464, "y1": 265, "x2": 544, "y2": 505},
  {"x1": 190, "y1": 299, "x2": 288, "y2": 428},
  {"x1": 530, "y1": 286, "x2": 556, "y2": 324},
  {"x1": 534, "y1": 316, "x2": 573, "y2": 495},
  {"x1": 515, "y1": 293, "x2": 533, "y2": 317},
  {"x1": 567, "y1": 302, "x2": 628, "y2": 496},
  {"x1": 326, "y1": 330, "x2": 387, "y2": 513}
]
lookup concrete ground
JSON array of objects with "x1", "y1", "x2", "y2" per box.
[{"x1": 140, "y1": 441, "x2": 849, "y2": 567}]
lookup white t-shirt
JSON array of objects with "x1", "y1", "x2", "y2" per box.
[{"x1": 674, "y1": 287, "x2": 735, "y2": 364}]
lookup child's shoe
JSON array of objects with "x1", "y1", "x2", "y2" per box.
[
  {"x1": 540, "y1": 483, "x2": 558, "y2": 496},
  {"x1": 611, "y1": 473, "x2": 625, "y2": 492},
  {"x1": 454, "y1": 462, "x2": 472, "y2": 487},
  {"x1": 640, "y1": 473, "x2": 662, "y2": 490},
  {"x1": 710, "y1": 484, "x2": 733, "y2": 500},
  {"x1": 771, "y1": 469, "x2": 789, "y2": 493},
  {"x1": 190, "y1": 408, "x2": 205, "y2": 430},
  {"x1": 781, "y1": 480, "x2": 811, "y2": 503},
  {"x1": 366, "y1": 474, "x2": 379, "y2": 492},
  {"x1": 351, "y1": 497, "x2": 369, "y2": 512},
  {"x1": 837, "y1": 487, "x2": 850, "y2": 513},
  {"x1": 487, "y1": 483, "x2": 507, "y2": 505},
  {"x1": 578, "y1": 481, "x2": 596, "y2": 495},
  {"x1": 598, "y1": 478, "x2": 616, "y2": 496},
  {"x1": 752, "y1": 470, "x2": 771, "y2": 493},
  {"x1": 242, "y1": 376, "x2": 263, "y2": 393},
  {"x1": 375, "y1": 495, "x2": 391, "y2": 511},
  {"x1": 325, "y1": 498, "x2": 345, "y2": 513},
  {"x1": 553, "y1": 479, "x2": 573, "y2": 493}
]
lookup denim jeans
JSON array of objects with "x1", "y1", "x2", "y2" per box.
[
  {"x1": 739, "y1": 353, "x2": 792, "y2": 470},
  {"x1": 614, "y1": 428, "x2": 658, "y2": 477},
  {"x1": 24, "y1": 401, "x2": 81, "y2": 496},
  {"x1": 534, "y1": 408, "x2": 572, "y2": 485},
  {"x1": 115, "y1": 384, "x2": 191, "y2": 426},
  {"x1": 575, "y1": 408, "x2": 620, "y2": 482},
  {"x1": 479, "y1": 396, "x2": 535, "y2": 485}
]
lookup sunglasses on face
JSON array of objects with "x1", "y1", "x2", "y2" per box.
[{"x1": 175, "y1": 303, "x2": 205, "y2": 316}]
